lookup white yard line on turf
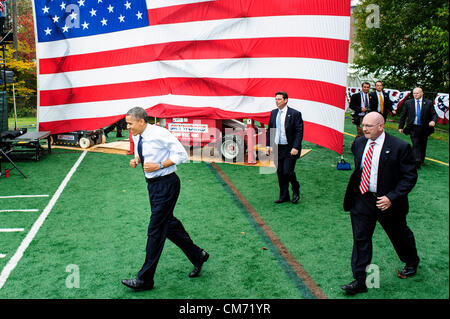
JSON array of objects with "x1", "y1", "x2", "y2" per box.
[
  {"x1": 0, "y1": 195, "x2": 50, "y2": 199},
  {"x1": 0, "y1": 210, "x2": 39, "y2": 213},
  {"x1": 0, "y1": 229, "x2": 25, "y2": 232},
  {"x1": 0, "y1": 151, "x2": 88, "y2": 289}
]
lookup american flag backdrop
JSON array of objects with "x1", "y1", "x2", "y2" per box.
[{"x1": 33, "y1": 0, "x2": 351, "y2": 154}]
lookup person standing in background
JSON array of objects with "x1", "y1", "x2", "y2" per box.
[
  {"x1": 398, "y1": 87, "x2": 437, "y2": 169},
  {"x1": 266, "y1": 91, "x2": 303, "y2": 204},
  {"x1": 350, "y1": 82, "x2": 372, "y2": 136},
  {"x1": 370, "y1": 81, "x2": 395, "y2": 121}
]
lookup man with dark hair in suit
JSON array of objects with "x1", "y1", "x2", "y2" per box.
[
  {"x1": 398, "y1": 87, "x2": 438, "y2": 169},
  {"x1": 266, "y1": 91, "x2": 303, "y2": 204},
  {"x1": 350, "y1": 82, "x2": 372, "y2": 136},
  {"x1": 369, "y1": 81, "x2": 395, "y2": 121},
  {"x1": 341, "y1": 112, "x2": 420, "y2": 296}
]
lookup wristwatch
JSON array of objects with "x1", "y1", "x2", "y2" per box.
[{"x1": 159, "y1": 162, "x2": 164, "y2": 169}]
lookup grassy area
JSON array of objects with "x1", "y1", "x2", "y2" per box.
[
  {"x1": 7, "y1": 117, "x2": 37, "y2": 130},
  {"x1": 0, "y1": 150, "x2": 303, "y2": 299},
  {"x1": 385, "y1": 113, "x2": 449, "y2": 142},
  {"x1": 0, "y1": 115, "x2": 448, "y2": 300},
  {"x1": 218, "y1": 120, "x2": 449, "y2": 299}
]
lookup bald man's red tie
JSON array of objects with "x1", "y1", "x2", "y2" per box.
[{"x1": 360, "y1": 142, "x2": 375, "y2": 194}]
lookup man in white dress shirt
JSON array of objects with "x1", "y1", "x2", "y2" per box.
[
  {"x1": 265, "y1": 92, "x2": 303, "y2": 204},
  {"x1": 121, "y1": 107, "x2": 209, "y2": 291}
]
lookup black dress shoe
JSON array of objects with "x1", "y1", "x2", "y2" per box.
[
  {"x1": 121, "y1": 278, "x2": 154, "y2": 291},
  {"x1": 291, "y1": 193, "x2": 300, "y2": 204},
  {"x1": 398, "y1": 263, "x2": 419, "y2": 279},
  {"x1": 274, "y1": 198, "x2": 290, "y2": 204},
  {"x1": 341, "y1": 280, "x2": 367, "y2": 295},
  {"x1": 189, "y1": 250, "x2": 209, "y2": 278}
]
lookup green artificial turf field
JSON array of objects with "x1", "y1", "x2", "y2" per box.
[{"x1": 0, "y1": 116, "x2": 448, "y2": 300}]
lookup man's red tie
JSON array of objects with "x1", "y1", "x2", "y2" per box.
[{"x1": 360, "y1": 141, "x2": 376, "y2": 194}]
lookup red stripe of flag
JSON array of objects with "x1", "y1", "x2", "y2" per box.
[
  {"x1": 38, "y1": 106, "x2": 342, "y2": 154},
  {"x1": 39, "y1": 37, "x2": 349, "y2": 75},
  {"x1": 303, "y1": 121, "x2": 343, "y2": 155},
  {"x1": 39, "y1": 78, "x2": 346, "y2": 109},
  {"x1": 148, "y1": 0, "x2": 350, "y2": 26}
]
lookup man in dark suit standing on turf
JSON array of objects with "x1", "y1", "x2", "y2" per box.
[
  {"x1": 342, "y1": 112, "x2": 420, "y2": 296},
  {"x1": 398, "y1": 87, "x2": 438, "y2": 169},
  {"x1": 121, "y1": 107, "x2": 209, "y2": 291},
  {"x1": 369, "y1": 81, "x2": 395, "y2": 121},
  {"x1": 350, "y1": 82, "x2": 372, "y2": 137},
  {"x1": 266, "y1": 91, "x2": 303, "y2": 204}
]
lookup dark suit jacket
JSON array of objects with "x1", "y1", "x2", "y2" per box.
[
  {"x1": 350, "y1": 92, "x2": 373, "y2": 114},
  {"x1": 369, "y1": 90, "x2": 394, "y2": 118},
  {"x1": 349, "y1": 92, "x2": 373, "y2": 125},
  {"x1": 398, "y1": 98, "x2": 438, "y2": 136},
  {"x1": 266, "y1": 106, "x2": 303, "y2": 158},
  {"x1": 343, "y1": 133, "x2": 417, "y2": 215}
]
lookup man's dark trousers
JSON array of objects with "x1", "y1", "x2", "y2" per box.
[
  {"x1": 138, "y1": 173, "x2": 203, "y2": 282},
  {"x1": 410, "y1": 125, "x2": 428, "y2": 165},
  {"x1": 276, "y1": 144, "x2": 300, "y2": 200},
  {"x1": 350, "y1": 192, "x2": 420, "y2": 283}
]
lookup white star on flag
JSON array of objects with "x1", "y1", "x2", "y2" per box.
[{"x1": 69, "y1": 11, "x2": 77, "y2": 20}]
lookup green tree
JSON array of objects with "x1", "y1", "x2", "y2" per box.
[
  {"x1": 352, "y1": 0, "x2": 449, "y2": 93},
  {"x1": 3, "y1": 0, "x2": 37, "y2": 116}
]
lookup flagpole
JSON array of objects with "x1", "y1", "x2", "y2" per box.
[{"x1": 12, "y1": 80, "x2": 17, "y2": 130}]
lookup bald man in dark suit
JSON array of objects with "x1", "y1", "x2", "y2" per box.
[
  {"x1": 342, "y1": 112, "x2": 420, "y2": 295},
  {"x1": 398, "y1": 87, "x2": 438, "y2": 169}
]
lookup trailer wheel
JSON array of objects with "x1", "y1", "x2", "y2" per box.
[
  {"x1": 221, "y1": 134, "x2": 244, "y2": 162},
  {"x1": 79, "y1": 137, "x2": 91, "y2": 149}
]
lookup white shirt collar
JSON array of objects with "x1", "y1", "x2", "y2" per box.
[
  {"x1": 370, "y1": 131, "x2": 385, "y2": 146},
  {"x1": 278, "y1": 105, "x2": 287, "y2": 113},
  {"x1": 139, "y1": 123, "x2": 151, "y2": 138}
]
